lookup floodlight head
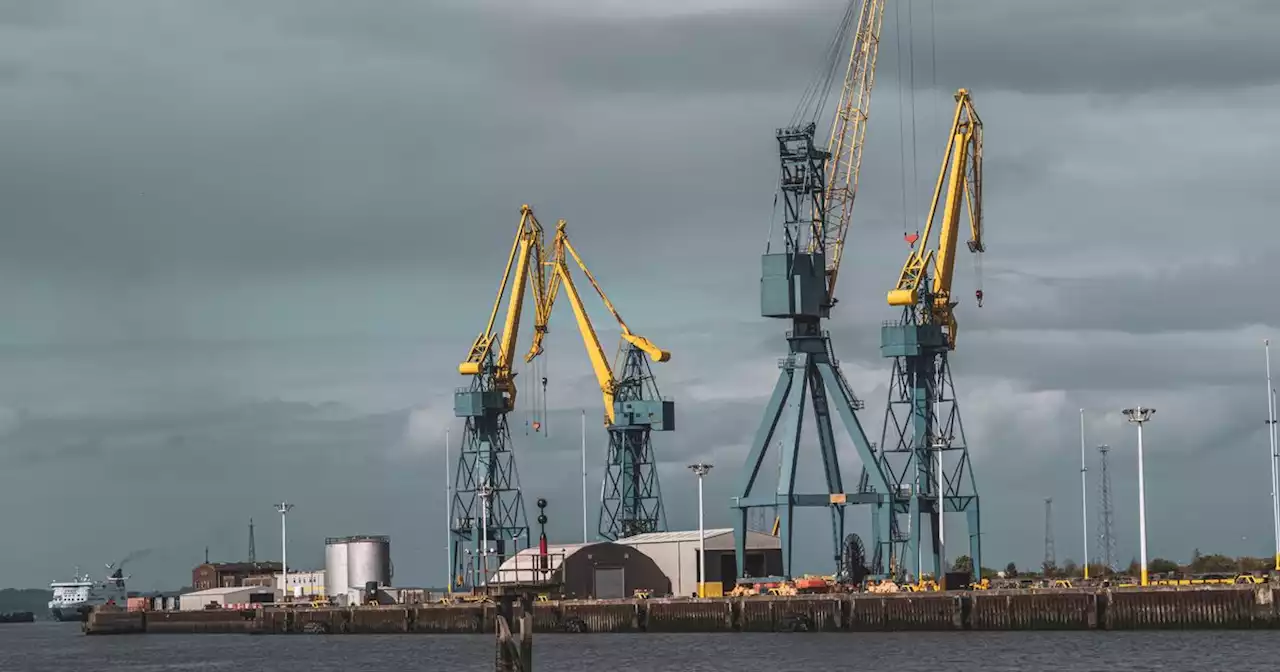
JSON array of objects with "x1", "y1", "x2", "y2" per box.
[
  {"x1": 275, "y1": 501, "x2": 294, "y2": 515},
  {"x1": 687, "y1": 462, "x2": 713, "y2": 476},
  {"x1": 1122, "y1": 407, "x2": 1156, "y2": 424}
]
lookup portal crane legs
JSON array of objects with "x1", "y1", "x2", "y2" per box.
[{"x1": 731, "y1": 124, "x2": 894, "y2": 581}]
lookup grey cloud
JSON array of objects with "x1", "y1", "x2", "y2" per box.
[{"x1": 1, "y1": 0, "x2": 1277, "y2": 588}]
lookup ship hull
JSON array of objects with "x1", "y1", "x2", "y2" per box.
[{"x1": 49, "y1": 606, "x2": 91, "y2": 622}]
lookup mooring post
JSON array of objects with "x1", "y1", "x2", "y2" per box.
[
  {"x1": 495, "y1": 592, "x2": 533, "y2": 671},
  {"x1": 518, "y1": 592, "x2": 533, "y2": 669}
]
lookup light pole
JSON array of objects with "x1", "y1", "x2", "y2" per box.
[
  {"x1": 1122, "y1": 406, "x2": 1155, "y2": 586},
  {"x1": 446, "y1": 429, "x2": 453, "y2": 593},
  {"x1": 688, "y1": 462, "x2": 712, "y2": 597},
  {"x1": 1266, "y1": 340, "x2": 1279, "y2": 571},
  {"x1": 275, "y1": 501, "x2": 294, "y2": 599},
  {"x1": 1079, "y1": 408, "x2": 1089, "y2": 580},
  {"x1": 478, "y1": 483, "x2": 493, "y2": 587}
]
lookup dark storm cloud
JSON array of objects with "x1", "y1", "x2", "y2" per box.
[
  {"x1": 0, "y1": 0, "x2": 1276, "y2": 587},
  {"x1": 975, "y1": 253, "x2": 1279, "y2": 336},
  {"x1": 247, "y1": 0, "x2": 1280, "y2": 98}
]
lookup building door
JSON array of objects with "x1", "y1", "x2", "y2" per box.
[
  {"x1": 719, "y1": 552, "x2": 737, "y2": 592},
  {"x1": 593, "y1": 567, "x2": 625, "y2": 599}
]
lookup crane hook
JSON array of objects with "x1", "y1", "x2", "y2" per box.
[{"x1": 975, "y1": 289, "x2": 984, "y2": 308}]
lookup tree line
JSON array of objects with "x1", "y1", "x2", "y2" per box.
[{"x1": 949, "y1": 549, "x2": 1272, "y2": 579}]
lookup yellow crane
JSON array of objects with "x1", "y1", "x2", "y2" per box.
[
  {"x1": 534, "y1": 220, "x2": 674, "y2": 540},
  {"x1": 886, "y1": 88, "x2": 984, "y2": 348},
  {"x1": 457, "y1": 204, "x2": 553, "y2": 411},
  {"x1": 876, "y1": 88, "x2": 985, "y2": 584},
  {"x1": 450, "y1": 204, "x2": 553, "y2": 588}
]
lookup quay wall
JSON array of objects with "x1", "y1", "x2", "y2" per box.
[{"x1": 84, "y1": 586, "x2": 1280, "y2": 635}]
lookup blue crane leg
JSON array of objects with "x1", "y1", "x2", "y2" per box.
[
  {"x1": 732, "y1": 365, "x2": 794, "y2": 579},
  {"x1": 967, "y1": 504, "x2": 982, "y2": 581}
]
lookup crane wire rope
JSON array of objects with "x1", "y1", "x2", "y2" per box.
[{"x1": 767, "y1": 0, "x2": 859, "y2": 255}]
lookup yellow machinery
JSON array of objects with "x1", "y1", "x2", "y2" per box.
[
  {"x1": 457, "y1": 204, "x2": 552, "y2": 405},
  {"x1": 534, "y1": 220, "x2": 674, "y2": 540},
  {"x1": 886, "y1": 88, "x2": 984, "y2": 348},
  {"x1": 450, "y1": 205, "x2": 554, "y2": 589},
  {"x1": 532, "y1": 220, "x2": 669, "y2": 423}
]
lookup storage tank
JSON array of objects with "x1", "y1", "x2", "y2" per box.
[
  {"x1": 345, "y1": 535, "x2": 393, "y2": 588},
  {"x1": 324, "y1": 537, "x2": 350, "y2": 597}
]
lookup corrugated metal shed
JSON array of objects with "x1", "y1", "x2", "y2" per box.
[
  {"x1": 487, "y1": 542, "x2": 669, "y2": 599},
  {"x1": 178, "y1": 585, "x2": 276, "y2": 611},
  {"x1": 617, "y1": 529, "x2": 783, "y2": 596}
]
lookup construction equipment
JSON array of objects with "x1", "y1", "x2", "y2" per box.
[
  {"x1": 731, "y1": 0, "x2": 894, "y2": 582},
  {"x1": 451, "y1": 204, "x2": 552, "y2": 589},
  {"x1": 876, "y1": 89, "x2": 985, "y2": 582},
  {"x1": 534, "y1": 221, "x2": 673, "y2": 540}
]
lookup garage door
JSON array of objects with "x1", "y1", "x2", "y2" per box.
[{"x1": 594, "y1": 567, "x2": 625, "y2": 599}]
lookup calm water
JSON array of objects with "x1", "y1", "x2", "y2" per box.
[{"x1": 2, "y1": 621, "x2": 1278, "y2": 671}]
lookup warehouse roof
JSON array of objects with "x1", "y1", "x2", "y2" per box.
[
  {"x1": 618, "y1": 528, "x2": 781, "y2": 551},
  {"x1": 617, "y1": 529, "x2": 733, "y2": 544}
]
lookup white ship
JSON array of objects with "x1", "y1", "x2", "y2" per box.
[{"x1": 48, "y1": 565, "x2": 127, "y2": 622}]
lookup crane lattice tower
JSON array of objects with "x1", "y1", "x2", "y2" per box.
[
  {"x1": 1097, "y1": 444, "x2": 1117, "y2": 572},
  {"x1": 730, "y1": 0, "x2": 896, "y2": 581},
  {"x1": 1043, "y1": 497, "x2": 1056, "y2": 574},
  {"x1": 598, "y1": 344, "x2": 670, "y2": 539}
]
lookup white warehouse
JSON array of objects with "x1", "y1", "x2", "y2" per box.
[
  {"x1": 178, "y1": 585, "x2": 276, "y2": 611},
  {"x1": 617, "y1": 528, "x2": 783, "y2": 597}
]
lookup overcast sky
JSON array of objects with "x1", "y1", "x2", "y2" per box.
[{"x1": 1, "y1": 0, "x2": 1278, "y2": 590}]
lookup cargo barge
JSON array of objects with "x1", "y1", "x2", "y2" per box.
[{"x1": 85, "y1": 584, "x2": 1280, "y2": 634}]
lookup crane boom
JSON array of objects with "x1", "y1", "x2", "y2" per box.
[
  {"x1": 886, "y1": 88, "x2": 983, "y2": 348},
  {"x1": 538, "y1": 220, "x2": 670, "y2": 426},
  {"x1": 457, "y1": 204, "x2": 551, "y2": 411},
  {"x1": 820, "y1": 0, "x2": 887, "y2": 307}
]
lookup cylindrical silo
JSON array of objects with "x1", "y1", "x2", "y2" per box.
[
  {"x1": 324, "y1": 537, "x2": 350, "y2": 597},
  {"x1": 345, "y1": 535, "x2": 392, "y2": 588}
]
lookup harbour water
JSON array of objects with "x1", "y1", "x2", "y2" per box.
[{"x1": 2, "y1": 621, "x2": 1275, "y2": 671}]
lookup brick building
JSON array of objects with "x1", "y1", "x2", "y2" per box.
[{"x1": 191, "y1": 562, "x2": 284, "y2": 591}]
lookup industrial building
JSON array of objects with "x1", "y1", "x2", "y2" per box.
[
  {"x1": 324, "y1": 535, "x2": 393, "y2": 605},
  {"x1": 190, "y1": 561, "x2": 283, "y2": 591},
  {"x1": 275, "y1": 569, "x2": 326, "y2": 598},
  {"x1": 178, "y1": 585, "x2": 275, "y2": 611},
  {"x1": 489, "y1": 541, "x2": 668, "y2": 599},
  {"x1": 618, "y1": 529, "x2": 783, "y2": 597}
]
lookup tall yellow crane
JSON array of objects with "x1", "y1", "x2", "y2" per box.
[
  {"x1": 450, "y1": 204, "x2": 552, "y2": 589},
  {"x1": 877, "y1": 88, "x2": 985, "y2": 584},
  {"x1": 535, "y1": 220, "x2": 674, "y2": 540}
]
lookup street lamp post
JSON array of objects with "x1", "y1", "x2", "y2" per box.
[
  {"x1": 688, "y1": 463, "x2": 712, "y2": 597},
  {"x1": 275, "y1": 501, "x2": 294, "y2": 599},
  {"x1": 1122, "y1": 406, "x2": 1155, "y2": 586},
  {"x1": 1080, "y1": 408, "x2": 1089, "y2": 580},
  {"x1": 1265, "y1": 340, "x2": 1279, "y2": 571}
]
